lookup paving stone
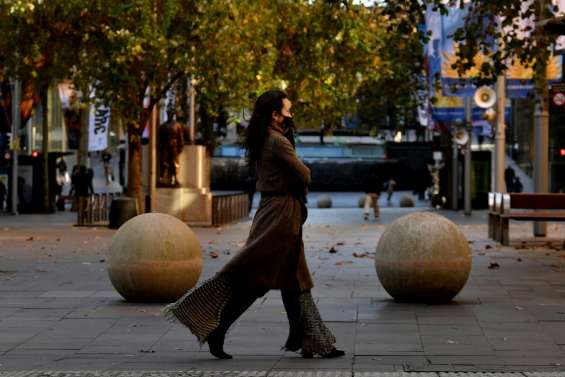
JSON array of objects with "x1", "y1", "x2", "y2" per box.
[{"x1": 2, "y1": 211, "x2": 565, "y2": 372}]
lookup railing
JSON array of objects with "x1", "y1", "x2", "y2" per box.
[
  {"x1": 212, "y1": 192, "x2": 249, "y2": 227},
  {"x1": 76, "y1": 192, "x2": 121, "y2": 226}
]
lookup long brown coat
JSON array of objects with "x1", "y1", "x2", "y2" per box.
[{"x1": 221, "y1": 128, "x2": 314, "y2": 292}]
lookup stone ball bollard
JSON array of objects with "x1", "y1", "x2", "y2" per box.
[
  {"x1": 107, "y1": 213, "x2": 203, "y2": 302},
  {"x1": 374, "y1": 212, "x2": 471, "y2": 303},
  {"x1": 317, "y1": 195, "x2": 333, "y2": 208},
  {"x1": 399, "y1": 195, "x2": 416, "y2": 208}
]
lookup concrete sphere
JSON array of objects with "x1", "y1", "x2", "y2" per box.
[
  {"x1": 317, "y1": 195, "x2": 333, "y2": 208},
  {"x1": 374, "y1": 212, "x2": 471, "y2": 303},
  {"x1": 107, "y1": 213, "x2": 203, "y2": 302},
  {"x1": 399, "y1": 195, "x2": 416, "y2": 208}
]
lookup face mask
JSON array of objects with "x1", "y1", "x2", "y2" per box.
[{"x1": 282, "y1": 115, "x2": 294, "y2": 130}]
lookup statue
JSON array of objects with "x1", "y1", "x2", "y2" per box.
[{"x1": 158, "y1": 111, "x2": 185, "y2": 186}]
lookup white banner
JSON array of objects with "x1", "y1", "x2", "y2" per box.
[
  {"x1": 88, "y1": 100, "x2": 110, "y2": 151},
  {"x1": 554, "y1": 0, "x2": 565, "y2": 51}
]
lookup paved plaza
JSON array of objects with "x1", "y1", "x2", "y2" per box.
[{"x1": 1, "y1": 202, "x2": 565, "y2": 374}]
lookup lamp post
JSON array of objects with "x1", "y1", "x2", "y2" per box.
[
  {"x1": 10, "y1": 79, "x2": 20, "y2": 215},
  {"x1": 494, "y1": 75, "x2": 506, "y2": 193}
]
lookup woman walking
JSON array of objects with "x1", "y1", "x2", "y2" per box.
[{"x1": 164, "y1": 90, "x2": 344, "y2": 360}]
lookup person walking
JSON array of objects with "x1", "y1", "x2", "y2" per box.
[
  {"x1": 505, "y1": 166, "x2": 516, "y2": 192},
  {"x1": 102, "y1": 151, "x2": 113, "y2": 185},
  {"x1": 164, "y1": 90, "x2": 344, "y2": 360},
  {"x1": 0, "y1": 178, "x2": 6, "y2": 212},
  {"x1": 385, "y1": 177, "x2": 396, "y2": 205},
  {"x1": 362, "y1": 172, "x2": 381, "y2": 221}
]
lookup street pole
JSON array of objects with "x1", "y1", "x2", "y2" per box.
[
  {"x1": 533, "y1": 0, "x2": 549, "y2": 237},
  {"x1": 10, "y1": 80, "x2": 20, "y2": 215},
  {"x1": 533, "y1": 95, "x2": 549, "y2": 236},
  {"x1": 188, "y1": 79, "x2": 196, "y2": 144},
  {"x1": 451, "y1": 138, "x2": 458, "y2": 210},
  {"x1": 464, "y1": 96, "x2": 472, "y2": 215},
  {"x1": 147, "y1": 105, "x2": 157, "y2": 212},
  {"x1": 494, "y1": 75, "x2": 506, "y2": 192}
]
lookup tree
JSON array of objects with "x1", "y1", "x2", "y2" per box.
[
  {"x1": 189, "y1": 0, "x2": 278, "y2": 153},
  {"x1": 270, "y1": 1, "x2": 387, "y2": 129},
  {"x1": 0, "y1": 0, "x2": 92, "y2": 212},
  {"x1": 383, "y1": 0, "x2": 558, "y2": 91},
  {"x1": 356, "y1": 6, "x2": 425, "y2": 131},
  {"x1": 72, "y1": 0, "x2": 203, "y2": 208}
]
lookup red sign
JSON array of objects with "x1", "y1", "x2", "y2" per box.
[{"x1": 553, "y1": 91, "x2": 565, "y2": 107}]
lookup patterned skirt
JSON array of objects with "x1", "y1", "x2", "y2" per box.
[
  {"x1": 298, "y1": 291, "x2": 337, "y2": 355},
  {"x1": 163, "y1": 275, "x2": 337, "y2": 355},
  {"x1": 163, "y1": 274, "x2": 232, "y2": 344}
]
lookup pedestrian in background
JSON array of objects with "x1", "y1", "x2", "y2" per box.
[
  {"x1": 164, "y1": 90, "x2": 344, "y2": 360},
  {"x1": 362, "y1": 172, "x2": 381, "y2": 221},
  {"x1": 0, "y1": 178, "x2": 6, "y2": 212},
  {"x1": 102, "y1": 151, "x2": 113, "y2": 185},
  {"x1": 385, "y1": 177, "x2": 396, "y2": 205}
]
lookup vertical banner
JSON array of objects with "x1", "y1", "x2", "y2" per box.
[
  {"x1": 88, "y1": 95, "x2": 110, "y2": 152},
  {"x1": 554, "y1": 0, "x2": 565, "y2": 51}
]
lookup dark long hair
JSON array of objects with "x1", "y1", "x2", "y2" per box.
[{"x1": 244, "y1": 89, "x2": 288, "y2": 167}]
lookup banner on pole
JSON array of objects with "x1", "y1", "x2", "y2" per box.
[{"x1": 88, "y1": 98, "x2": 110, "y2": 152}]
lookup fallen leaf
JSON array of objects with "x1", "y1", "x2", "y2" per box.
[
  {"x1": 209, "y1": 251, "x2": 219, "y2": 259},
  {"x1": 335, "y1": 261, "x2": 353, "y2": 266},
  {"x1": 353, "y1": 252, "x2": 368, "y2": 258},
  {"x1": 488, "y1": 262, "x2": 500, "y2": 270},
  {"x1": 26, "y1": 236, "x2": 34, "y2": 241}
]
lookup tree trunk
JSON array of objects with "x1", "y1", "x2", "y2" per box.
[
  {"x1": 126, "y1": 130, "x2": 143, "y2": 212},
  {"x1": 77, "y1": 108, "x2": 89, "y2": 167}
]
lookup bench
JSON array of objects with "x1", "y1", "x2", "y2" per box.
[{"x1": 496, "y1": 193, "x2": 565, "y2": 246}]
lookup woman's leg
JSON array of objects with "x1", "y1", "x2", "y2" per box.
[
  {"x1": 208, "y1": 286, "x2": 268, "y2": 359},
  {"x1": 281, "y1": 288, "x2": 302, "y2": 351},
  {"x1": 363, "y1": 194, "x2": 372, "y2": 220},
  {"x1": 281, "y1": 289, "x2": 344, "y2": 358}
]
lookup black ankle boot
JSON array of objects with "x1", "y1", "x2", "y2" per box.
[
  {"x1": 322, "y1": 348, "x2": 345, "y2": 358},
  {"x1": 207, "y1": 331, "x2": 232, "y2": 359}
]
